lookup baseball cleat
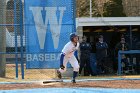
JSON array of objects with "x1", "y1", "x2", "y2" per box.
[
  {"x1": 71, "y1": 79, "x2": 76, "y2": 83},
  {"x1": 56, "y1": 70, "x2": 62, "y2": 79}
]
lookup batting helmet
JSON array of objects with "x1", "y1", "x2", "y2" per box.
[{"x1": 70, "y1": 33, "x2": 78, "y2": 41}]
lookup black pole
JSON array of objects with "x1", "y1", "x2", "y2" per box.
[
  {"x1": 19, "y1": 0, "x2": 24, "y2": 79},
  {"x1": 14, "y1": 0, "x2": 18, "y2": 79},
  {"x1": 73, "y1": 0, "x2": 76, "y2": 32},
  {"x1": 129, "y1": 25, "x2": 132, "y2": 49}
]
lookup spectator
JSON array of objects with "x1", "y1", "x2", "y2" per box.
[
  {"x1": 115, "y1": 37, "x2": 129, "y2": 52},
  {"x1": 96, "y1": 35, "x2": 108, "y2": 74},
  {"x1": 115, "y1": 36, "x2": 129, "y2": 73},
  {"x1": 79, "y1": 36, "x2": 93, "y2": 76}
]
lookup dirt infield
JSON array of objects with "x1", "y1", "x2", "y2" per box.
[{"x1": 0, "y1": 80, "x2": 140, "y2": 90}]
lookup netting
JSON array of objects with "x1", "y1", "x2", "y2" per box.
[
  {"x1": 0, "y1": 0, "x2": 25, "y2": 79},
  {"x1": 0, "y1": 0, "x2": 140, "y2": 80}
]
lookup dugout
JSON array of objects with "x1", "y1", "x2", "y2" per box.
[{"x1": 76, "y1": 17, "x2": 140, "y2": 75}]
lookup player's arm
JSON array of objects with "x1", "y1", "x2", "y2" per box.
[
  {"x1": 76, "y1": 42, "x2": 80, "y2": 50},
  {"x1": 60, "y1": 44, "x2": 69, "y2": 69},
  {"x1": 60, "y1": 53, "x2": 65, "y2": 70}
]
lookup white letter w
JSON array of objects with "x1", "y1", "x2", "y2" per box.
[{"x1": 29, "y1": 7, "x2": 66, "y2": 49}]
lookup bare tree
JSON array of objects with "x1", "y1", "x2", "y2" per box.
[{"x1": 93, "y1": 0, "x2": 109, "y2": 17}]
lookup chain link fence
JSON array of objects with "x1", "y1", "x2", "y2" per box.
[
  {"x1": 0, "y1": 0, "x2": 140, "y2": 81},
  {"x1": 0, "y1": 0, "x2": 7, "y2": 78},
  {"x1": 0, "y1": 0, "x2": 24, "y2": 79},
  {"x1": 0, "y1": 0, "x2": 69, "y2": 80}
]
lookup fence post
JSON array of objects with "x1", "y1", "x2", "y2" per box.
[
  {"x1": 118, "y1": 51, "x2": 122, "y2": 75},
  {"x1": 14, "y1": 0, "x2": 19, "y2": 79},
  {"x1": 0, "y1": 0, "x2": 6, "y2": 77},
  {"x1": 90, "y1": 0, "x2": 92, "y2": 18},
  {"x1": 19, "y1": 0, "x2": 24, "y2": 79}
]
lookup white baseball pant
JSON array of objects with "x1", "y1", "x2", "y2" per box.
[{"x1": 59, "y1": 55, "x2": 79, "y2": 73}]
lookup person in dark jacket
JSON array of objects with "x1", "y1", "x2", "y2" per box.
[
  {"x1": 79, "y1": 36, "x2": 93, "y2": 76},
  {"x1": 115, "y1": 36, "x2": 129, "y2": 73},
  {"x1": 96, "y1": 35, "x2": 108, "y2": 74},
  {"x1": 115, "y1": 37, "x2": 129, "y2": 52}
]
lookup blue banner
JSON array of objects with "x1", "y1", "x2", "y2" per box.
[{"x1": 25, "y1": 0, "x2": 75, "y2": 68}]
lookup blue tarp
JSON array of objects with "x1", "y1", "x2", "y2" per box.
[{"x1": 25, "y1": 0, "x2": 75, "y2": 68}]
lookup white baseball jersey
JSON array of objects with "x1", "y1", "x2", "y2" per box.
[
  {"x1": 62, "y1": 41, "x2": 79, "y2": 58},
  {"x1": 59, "y1": 41, "x2": 80, "y2": 73}
]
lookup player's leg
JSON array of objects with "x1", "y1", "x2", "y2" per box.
[
  {"x1": 58, "y1": 57, "x2": 68, "y2": 73},
  {"x1": 57, "y1": 54, "x2": 68, "y2": 79},
  {"x1": 86, "y1": 56, "x2": 93, "y2": 76},
  {"x1": 69, "y1": 56, "x2": 79, "y2": 83},
  {"x1": 79, "y1": 55, "x2": 86, "y2": 76}
]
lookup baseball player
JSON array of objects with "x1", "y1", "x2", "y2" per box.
[{"x1": 57, "y1": 33, "x2": 79, "y2": 83}]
